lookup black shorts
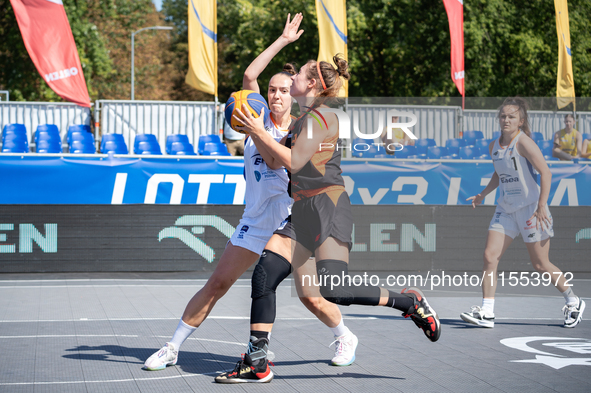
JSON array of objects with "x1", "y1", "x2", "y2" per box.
[{"x1": 274, "y1": 190, "x2": 353, "y2": 253}]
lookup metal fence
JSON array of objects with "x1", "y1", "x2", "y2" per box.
[
  {"x1": 464, "y1": 110, "x2": 591, "y2": 140},
  {"x1": 0, "y1": 102, "x2": 91, "y2": 144},
  {"x1": 95, "y1": 100, "x2": 217, "y2": 151},
  {"x1": 346, "y1": 104, "x2": 461, "y2": 146},
  {"x1": 2, "y1": 99, "x2": 590, "y2": 154}
]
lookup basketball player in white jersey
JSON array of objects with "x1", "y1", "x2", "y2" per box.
[
  {"x1": 460, "y1": 97, "x2": 585, "y2": 329},
  {"x1": 144, "y1": 13, "x2": 354, "y2": 372}
]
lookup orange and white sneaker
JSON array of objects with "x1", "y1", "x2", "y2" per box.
[{"x1": 401, "y1": 287, "x2": 441, "y2": 342}]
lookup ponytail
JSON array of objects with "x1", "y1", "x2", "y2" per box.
[{"x1": 306, "y1": 54, "x2": 350, "y2": 98}]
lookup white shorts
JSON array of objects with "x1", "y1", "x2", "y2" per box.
[
  {"x1": 488, "y1": 203, "x2": 554, "y2": 243},
  {"x1": 229, "y1": 198, "x2": 291, "y2": 255}
]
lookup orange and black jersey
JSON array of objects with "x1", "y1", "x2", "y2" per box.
[{"x1": 287, "y1": 110, "x2": 345, "y2": 201}]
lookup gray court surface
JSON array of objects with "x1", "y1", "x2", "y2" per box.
[{"x1": 1, "y1": 272, "x2": 590, "y2": 393}]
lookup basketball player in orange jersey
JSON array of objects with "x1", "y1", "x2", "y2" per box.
[
  {"x1": 144, "y1": 13, "x2": 354, "y2": 372},
  {"x1": 215, "y1": 18, "x2": 440, "y2": 384}
]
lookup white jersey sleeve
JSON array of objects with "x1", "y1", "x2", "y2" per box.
[{"x1": 492, "y1": 131, "x2": 540, "y2": 213}]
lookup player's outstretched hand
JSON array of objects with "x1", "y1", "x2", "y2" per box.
[
  {"x1": 233, "y1": 105, "x2": 266, "y2": 137},
  {"x1": 282, "y1": 13, "x2": 304, "y2": 43},
  {"x1": 529, "y1": 203, "x2": 550, "y2": 231},
  {"x1": 466, "y1": 194, "x2": 484, "y2": 209}
]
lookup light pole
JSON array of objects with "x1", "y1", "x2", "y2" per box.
[{"x1": 131, "y1": 26, "x2": 173, "y2": 100}]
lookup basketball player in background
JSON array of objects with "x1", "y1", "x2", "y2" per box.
[{"x1": 461, "y1": 97, "x2": 585, "y2": 329}]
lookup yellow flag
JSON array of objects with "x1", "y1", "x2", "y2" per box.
[
  {"x1": 554, "y1": 0, "x2": 575, "y2": 109},
  {"x1": 316, "y1": 0, "x2": 348, "y2": 97},
  {"x1": 186, "y1": 0, "x2": 217, "y2": 96}
]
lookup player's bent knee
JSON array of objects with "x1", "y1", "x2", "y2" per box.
[
  {"x1": 251, "y1": 249, "x2": 292, "y2": 300},
  {"x1": 318, "y1": 285, "x2": 354, "y2": 306},
  {"x1": 298, "y1": 295, "x2": 323, "y2": 311},
  {"x1": 250, "y1": 250, "x2": 292, "y2": 324},
  {"x1": 204, "y1": 275, "x2": 232, "y2": 298}
]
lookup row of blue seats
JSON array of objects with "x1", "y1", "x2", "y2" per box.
[
  {"x1": 353, "y1": 129, "x2": 591, "y2": 160},
  {"x1": 1, "y1": 124, "x2": 231, "y2": 156}
]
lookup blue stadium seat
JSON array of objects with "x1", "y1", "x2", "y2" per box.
[
  {"x1": 166, "y1": 134, "x2": 192, "y2": 154},
  {"x1": 102, "y1": 140, "x2": 128, "y2": 154},
  {"x1": 67, "y1": 125, "x2": 91, "y2": 141},
  {"x1": 133, "y1": 134, "x2": 160, "y2": 152},
  {"x1": 36, "y1": 139, "x2": 62, "y2": 153},
  {"x1": 459, "y1": 146, "x2": 481, "y2": 160},
  {"x1": 475, "y1": 138, "x2": 493, "y2": 150},
  {"x1": 198, "y1": 134, "x2": 223, "y2": 154},
  {"x1": 70, "y1": 131, "x2": 95, "y2": 144},
  {"x1": 531, "y1": 132, "x2": 544, "y2": 144},
  {"x1": 415, "y1": 138, "x2": 436, "y2": 157},
  {"x1": 463, "y1": 130, "x2": 484, "y2": 146},
  {"x1": 582, "y1": 133, "x2": 591, "y2": 141},
  {"x1": 478, "y1": 150, "x2": 491, "y2": 160},
  {"x1": 135, "y1": 140, "x2": 162, "y2": 155},
  {"x1": 201, "y1": 142, "x2": 231, "y2": 156},
  {"x1": 101, "y1": 134, "x2": 128, "y2": 154},
  {"x1": 395, "y1": 145, "x2": 416, "y2": 158},
  {"x1": 445, "y1": 138, "x2": 467, "y2": 157},
  {"x1": 538, "y1": 140, "x2": 553, "y2": 157},
  {"x1": 362, "y1": 145, "x2": 379, "y2": 158},
  {"x1": 170, "y1": 141, "x2": 197, "y2": 156},
  {"x1": 492, "y1": 131, "x2": 501, "y2": 140},
  {"x1": 427, "y1": 146, "x2": 448, "y2": 159},
  {"x1": 1, "y1": 139, "x2": 29, "y2": 153},
  {"x1": 69, "y1": 140, "x2": 96, "y2": 154},
  {"x1": 3, "y1": 132, "x2": 28, "y2": 142},
  {"x1": 35, "y1": 124, "x2": 61, "y2": 144},
  {"x1": 2, "y1": 124, "x2": 27, "y2": 140}
]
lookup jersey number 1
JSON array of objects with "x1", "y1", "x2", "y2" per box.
[{"x1": 511, "y1": 157, "x2": 517, "y2": 170}]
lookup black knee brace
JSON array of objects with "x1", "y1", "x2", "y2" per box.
[
  {"x1": 316, "y1": 259, "x2": 381, "y2": 306},
  {"x1": 250, "y1": 250, "x2": 292, "y2": 324}
]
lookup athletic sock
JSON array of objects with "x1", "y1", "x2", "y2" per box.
[
  {"x1": 250, "y1": 330, "x2": 271, "y2": 341},
  {"x1": 329, "y1": 318, "x2": 350, "y2": 337},
  {"x1": 562, "y1": 287, "x2": 578, "y2": 306},
  {"x1": 169, "y1": 319, "x2": 197, "y2": 350},
  {"x1": 385, "y1": 290, "x2": 414, "y2": 313},
  {"x1": 482, "y1": 298, "x2": 495, "y2": 314}
]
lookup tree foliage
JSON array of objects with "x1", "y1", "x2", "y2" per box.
[
  {"x1": 0, "y1": 0, "x2": 175, "y2": 102},
  {"x1": 1, "y1": 0, "x2": 590, "y2": 105}
]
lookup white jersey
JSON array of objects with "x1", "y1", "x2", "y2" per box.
[
  {"x1": 242, "y1": 116, "x2": 291, "y2": 218},
  {"x1": 492, "y1": 131, "x2": 540, "y2": 213}
]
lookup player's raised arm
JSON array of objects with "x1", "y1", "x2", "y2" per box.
[{"x1": 242, "y1": 13, "x2": 303, "y2": 92}]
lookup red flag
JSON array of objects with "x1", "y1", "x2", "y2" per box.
[
  {"x1": 442, "y1": 0, "x2": 464, "y2": 104},
  {"x1": 10, "y1": 0, "x2": 90, "y2": 107}
]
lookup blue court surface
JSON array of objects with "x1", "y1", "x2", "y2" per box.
[{"x1": 1, "y1": 272, "x2": 590, "y2": 392}]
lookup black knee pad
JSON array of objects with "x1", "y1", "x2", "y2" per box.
[
  {"x1": 316, "y1": 259, "x2": 381, "y2": 306},
  {"x1": 250, "y1": 250, "x2": 292, "y2": 324},
  {"x1": 316, "y1": 260, "x2": 354, "y2": 305}
]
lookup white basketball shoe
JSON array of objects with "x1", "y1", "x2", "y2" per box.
[
  {"x1": 330, "y1": 331, "x2": 358, "y2": 366},
  {"x1": 143, "y1": 342, "x2": 178, "y2": 370}
]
